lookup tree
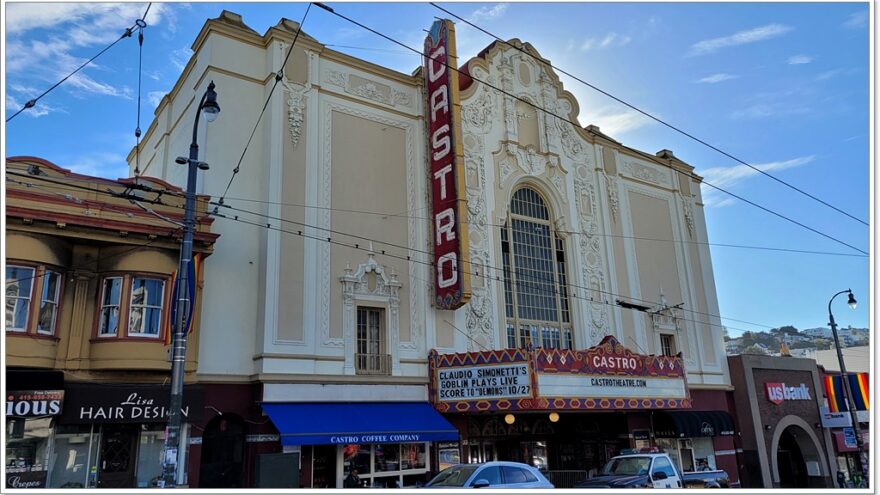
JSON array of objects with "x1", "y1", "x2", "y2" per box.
[
  {"x1": 741, "y1": 344, "x2": 769, "y2": 355},
  {"x1": 770, "y1": 325, "x2": 799, "y2": 336}
]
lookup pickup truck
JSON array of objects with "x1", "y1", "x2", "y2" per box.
[{"x1": 574, "y1": 452, "x2": 730, "y2": 489}]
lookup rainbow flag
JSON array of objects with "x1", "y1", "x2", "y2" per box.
[
  {"x1": 164, "y1": 252, "x2": 202, "y2": 345},
  {"x1": 825, "y1": 373, "x2": 870, "y2": 412}
]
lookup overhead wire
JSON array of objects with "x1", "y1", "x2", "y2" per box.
[
  {"x1": 429, "y1": 2, "x2": 868, "y2": 228},
  {"x1": 5, "y1": 13, "x2": 144, "y2": 123},
  {"x1": 207, "y1": 205, "x2": 765, "y2": 335},
  {"x1": 212, "y1": 194, "x2": 867, "y2": 259},
  {"x1": 312, "y1": 3, "x2": 868, "y2": 256},
  {"x1": 133, "y1": 3, "x2": 152, "y2": 176},
  {"x1": 214, "y1": 3, "x2": 313, "y2": 213},
  {"x1": 13, "y1": 170, "x2": 840, "y2": 331}
]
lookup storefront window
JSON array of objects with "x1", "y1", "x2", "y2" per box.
[
  {"x1": 692, "y1": 438, "x2": 716, "y2": 471},
  {"x1": 135, "y1": 430, "x2": 164, "y2": 488},
  {"x1": 5, "y1": 418, "x2": 51, "y2": 487},
  {"x1": 48, "y1": 425, "x2": 97, "y2": 489},
  {"x1": 341, "y1": 443, "x2": 430, "y2": 488}
]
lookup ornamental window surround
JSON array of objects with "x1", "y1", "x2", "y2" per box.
[
  {"x1": 501, "y1": 187, "x2": 573, "y2": 350},
  {"x1": 340, "y1": 251, "x2": 402, "y2": 376}
]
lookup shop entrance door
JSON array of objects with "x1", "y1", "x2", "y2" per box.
[
  {"x1": 97, "y1": 426, "x2": 138, "y2": 488},
  {"x1": 777, "y1": 427, "x2": 808, "y2": 488}
]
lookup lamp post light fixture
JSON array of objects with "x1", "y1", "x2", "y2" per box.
[
  {"x1": 828, "y1": 288, "x2": 868, "y2": 485},
  {"x1": 160, "y1": 81, "x2": 220, "y2": 488}
]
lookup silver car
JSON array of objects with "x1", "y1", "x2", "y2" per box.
[{"x1": 425, "y1": 461, "x2": 554, "y2": 489}]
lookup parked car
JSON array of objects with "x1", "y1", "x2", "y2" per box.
[
  {"x1": 424, "y1": 461, "x2": 555, "y2": 489},
  {"x1": 575, "y1": 451, "x2": 729, "y2": 489}
]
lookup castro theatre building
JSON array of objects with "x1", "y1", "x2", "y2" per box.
[{"x1": 130, "y1": 12, "x2": 736, "y2": 488}]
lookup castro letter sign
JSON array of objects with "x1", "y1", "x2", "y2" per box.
[{"x1": 424, "y1": 19, "x2": 470, "y2": 310}]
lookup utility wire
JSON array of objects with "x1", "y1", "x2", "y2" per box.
[
  {"x1": 215, "y1": 3, "x2": 313, "y2": 212},
  {"x1": 313, "y1": 3, "x2": 868, "y2": 256},
  {"x1": 213, "y1": 194, "x2": 867, "y2": 259},
  {"x1": 133, "y1": 4, "x2": 151, "y2": 176},
  {"x1": 429, "y1": 2, "x2": 868, "y2": 228},
  {"x1": 6, "y1": 16, "x2": 144, "y2": 123},
  {"x1": 209, "y1": 207, "x2": 762, "y2": 335},
  {"x1": 11, "y1": 170, "x2": 848, "y2": 331}
]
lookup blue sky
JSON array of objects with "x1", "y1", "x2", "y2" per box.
[{"x1": 4, "y1": 2, "x2": 871, "y2": 336}]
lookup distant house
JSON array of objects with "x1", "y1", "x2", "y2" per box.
[
  {"x1": 725, "y1": 338, "x2": 743, "y2": 355},
  {"x1": 803, "y1": 327, "x2": 832, "y2": 339},
  {"x1": 789, "y1": 347, "x2": 816, "y2": 359}
]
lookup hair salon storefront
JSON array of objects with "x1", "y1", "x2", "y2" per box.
[{"x1": 430, "y1": 336, "x2": 738, "y2": 486}]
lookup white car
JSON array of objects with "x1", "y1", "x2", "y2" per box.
[{"x1": 424, "y1": 461, "x2": 555, "y2": 489}]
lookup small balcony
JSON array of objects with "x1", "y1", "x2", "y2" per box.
[{"x1": 355, "y1": 353, "x2": 392, "y2": 375}]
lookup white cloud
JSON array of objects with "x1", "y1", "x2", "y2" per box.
[
  {"x1": 788, "y1": 55, "x2": 813, "y2": 65},
  {"x1": 842, "y1": 11, "x2": 867, "y2": 29},
  {"x1": 698, "y1": 156, "x2": 816, "y2": 207},
  {"x1": 585, "y1": 106, "x2": 656, "y2": 136},
  {"x1": 6, "y1": 3, "x2": 172, "y2": 101},
  {"x1": 148, "y1": 91, "x2": 168, "y2": 108},
  {"x1": 689, "y1": 24, "x2": 793, "y2": 56},
  {"x1": 470, "y1": 4, "x2": 509, "y2": 22},
  {"x1": 731, "y1": 102, "x2": 810, "y2": 120},
  {"x1": 580, "y1": 32, "x2": 631, "y2": 51},
  {"x1": 64, "y1": 151, "x2": 129, "y2": 179},
  {"x1": 696, "y1": 73, "x2": 738, "y2": 84},
  {"x1": 170, "y1": 47, "x2": 194, "y2": 72}
]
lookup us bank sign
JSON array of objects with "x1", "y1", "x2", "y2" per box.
[{"x1": 424, "y1": 19, "x2": 471, "y2": 310}]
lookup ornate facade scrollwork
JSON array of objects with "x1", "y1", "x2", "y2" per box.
[
  {"x1": 682, "y1": 198, "x2": 695, "y2": 238},
  {"x1": 463, "y1": 132, "x2": 496, "y2": 350},
  {"x1": 461, "y1": 88, "x2": 495, "y2": 134},
  {"x1": 281, "y1": 79, "x2": 311, "y2": 149},
  {"x1": 604, "y1": 173, "x2": 620, "y2": 223},
  {"x1": 574, "y1": 177, "x2": 611, "y2": 345}
]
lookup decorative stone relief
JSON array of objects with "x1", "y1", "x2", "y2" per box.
[
  {"x1": 462, "y1": 88, "x2": 495, "y2": 134},
  {"x1": 340, "y1": 250, "x2": 403, "y2": 375},
  {"x1": 558, "y1": 119, "x2": 585, "y2": 160},
  {"x1": 281, "y1": 79, "x2": 311, "y2": 150},
  {"x1": 464, "y1": 131, "x2": 496, "y2": 351},
  {"x1": 622, "y1": 161, "x2": 671, "y2": 186},
  {"x1": 574, "y1": 176, "x2": 611, "y2": 344},
  {"x1": 682, "y1": 198, "x2": 695, "y2": 238},
  {"x1": 604, "y1": 173, "x2": 620, "y2": 223},
  {"x1": 322, "y1": 69, "x2": 413, "y2": 110}
]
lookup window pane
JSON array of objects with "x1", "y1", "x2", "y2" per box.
[
  {"x1": 474, "y1": 466, "x2": 502, "y2": 485},
  {"x1": 101, "y1": 307, "x2": 119, "y2": 335},
  {"x1": 375, "y1": 443, "x2": 400, "y2": 472},
  {"x1": 103, "y1": 278, "x2": 121, "y2": 305},
  {"x1": 131, "y1": 279, "x2": 146, "y2": 306},
  {"x1": 43, "y1": 272, "x2": 60, "y2": 303},
  {"x1": 343, "y1": 444, "x2": 371, "y2": 475},
  {"x1": 6, "y1": 267, "x2": 34, "y2": 297},
  {"x1": 145, "y1": 308, "x2": 161, "y2": 335},
  {"x1": 6, "y1": 266, "x2": 34, "y2": 331},
  {"x1": 38, "y1": 302, "x2": 57, "y2": 334},
  {"x1": 143, "y1": 279, "x2": 164, "y2": 306},
  {"x1": 135, "y1": 431, "x2": 164, "y2": 487},
  {"x1": 501, "y1": 466, "x2": 528, "y2": 484},
  {"x1": 129, "y1": 307, "x2": 144, "y2": 334},
  {"x1": 400, "y1": 443, "x2": 426, "y2": 470}
]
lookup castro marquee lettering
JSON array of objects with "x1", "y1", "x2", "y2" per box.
[
  {"x1": 591, "y1": 355, "x2": 639, "y2": 371},
  {"x1": 424, "y1": 19, "x2": 470, "y2": 310}
]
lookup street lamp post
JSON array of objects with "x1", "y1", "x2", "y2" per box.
[
  {"x1": 161, "y1": 81, "x2": 220, "y2": 488},
  {"x1": 828, "y1": 288, "x2": 868, "y2": 486}
]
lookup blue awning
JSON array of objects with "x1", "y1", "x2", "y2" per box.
[{"x1": 262, "y1": 402, "x2": 459, "y2": 446}]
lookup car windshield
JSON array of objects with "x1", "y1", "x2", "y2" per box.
[
  {"x1": 426, "y1": 465, "x2": 478, "y2": 487},
  {"x1": 602, "y1": 457, "x2": 652, "y2": 476}
]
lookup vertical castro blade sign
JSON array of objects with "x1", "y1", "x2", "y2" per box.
[{"x1": 425, "y1": 19, "x2": 470, "y2": 310}]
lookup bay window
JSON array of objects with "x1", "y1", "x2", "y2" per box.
[
  {"x1": 96, "y1": 274, "x2": 168, "y2": 340},
  {"x1": 6, "y1": 265, "x2": 35, "y2": 332},
  {"x1": 6, "y1": 264, "x2": 62, "y2": 336}
]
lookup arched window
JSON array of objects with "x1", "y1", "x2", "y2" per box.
[{"x1": 501, "y1": 187, "x2": 573, "y2": 349}]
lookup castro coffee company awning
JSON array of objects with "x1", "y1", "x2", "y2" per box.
[
  {"x1": 262, "y1": 402, "x2": 459, "y2": 446},
  {"x1": 654, "y1": 410, "x2": 736, "y2": 438}
]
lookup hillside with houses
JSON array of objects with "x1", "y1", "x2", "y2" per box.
[{"x1": 725, "y1": 325, "x2": 869, "y2": 358}]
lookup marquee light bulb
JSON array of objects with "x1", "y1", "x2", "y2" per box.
[
  {"x1": 549, "y1": 412, "x2": 560, "y2": 423},
  {"x1": 504, "y1": 414, "x2": 516, "y2": 425}
]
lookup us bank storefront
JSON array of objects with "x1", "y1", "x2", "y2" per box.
[{"x1": 430, "y1": 336, "x2": 739, "y2": 485}]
